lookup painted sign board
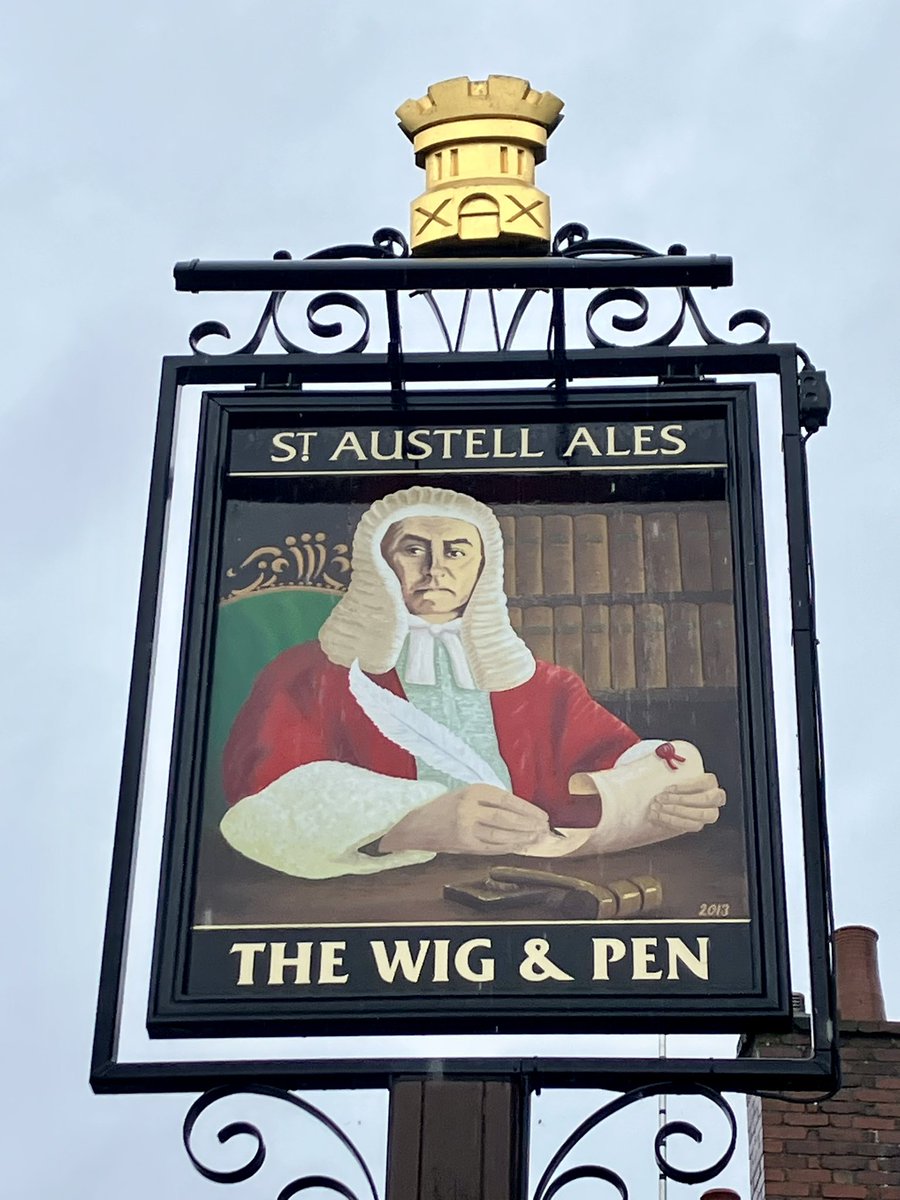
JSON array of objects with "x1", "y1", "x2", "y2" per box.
[{"x1": 149, "y1": 386, "x2": 788, "y2": 1037}]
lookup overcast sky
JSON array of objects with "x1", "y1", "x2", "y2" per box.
[{"x1": 5, "y1": 1, "x2": 900, "y2": 1196}]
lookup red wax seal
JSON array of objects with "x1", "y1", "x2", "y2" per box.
[{"x1": 655, "y1": 742, "x2": 686, "y2": 771}]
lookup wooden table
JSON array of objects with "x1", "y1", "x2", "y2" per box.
[{"x1": 193, "y1": 824, "x2": 749, "y2": 928}]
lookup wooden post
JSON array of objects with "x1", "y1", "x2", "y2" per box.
[{"x1": 385, "y1": 1077, "x2": 530, "y2": 1200}]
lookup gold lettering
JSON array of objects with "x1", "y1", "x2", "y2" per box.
[
  {"x1": 667, "y1": 936, "x2": 709, "y2": 980},
  {"x1": 271, "y1": 432, "x2": 297, "y2": 463},
  {"x1": 371, "y1": 940, "x2": 431, "y2": 983},
  {"x1": 660, "y1": 424, "x2": 687, "y2": 455},
  {"x1": 519, "y1": 937, "x2": 574, "y2": 982},
  {"x1": 465, "y1": 428, "x2": 490, "y2": 459},
  {"x1": 268, "y1": 941, "x2": 312, "y2": 985},
  {"x1": 319, "y1": 941, "x2": 350, "y2": 984},
  {"x1": 294, "y1": 431, "x2": 318, "y2": 462},
  {"x1": 632, "y1": 937, "x2": 663, "y2": 980},
  {"x1": 605, "y1": 426, "x2": 630, "y2": 457},
  {"x1": 369, "y1": 429, "x2": 404, "y2": 462},
  {"x1": 454, "y1": 938, "x2": 495, "y2": 983},
  {"x1": 329, "y1": 430, "x2": 367, "y2": 461},
  {"x1": 230, "y1": 942, "x2": 266, "y2": 986},
  {"x1": 432, "y1": 939, "x2": 450, "y2": 983},
  {"x1": 633, "y1": 425, "x2": 659, "y2": 456},
  {"x1": 435, "y1": 428, "x2": 464, "y2": 457},
  {"x1": 519, "y1": 427, "x2": 544, "y2": 458},
  {"x1": 592, "y1": 937, "x2": 627, "y2": 980},
  {"x1": 406, "y1": 429, "x2": 433, "y2": 460},
  {"x1": 492, "y1": 428, "x2": 518, "y2": 458},
  {"x1": 562, "y1": 426, "x2": 602, "y2": 458}
]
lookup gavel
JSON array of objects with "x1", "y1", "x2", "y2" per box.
[{"x1": 444, "y1": 867, "x2": 663, "y2": 919}]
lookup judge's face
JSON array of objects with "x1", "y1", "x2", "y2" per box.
[{"x1": 381, "y1": 516, "x2": 484, "y2": 623}]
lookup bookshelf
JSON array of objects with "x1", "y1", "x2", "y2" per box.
[{"x1": 498, "y1": 501, "x2": 737, "y2": 703}]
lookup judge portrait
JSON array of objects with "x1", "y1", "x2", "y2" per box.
[{"x1": 221, "y1": 485, "x2": 725, "y2": 879}]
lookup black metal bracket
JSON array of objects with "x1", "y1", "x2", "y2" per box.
[
  {"x1": 798, "y1": 367, "x2": 831, "y2": 433},
  {"x1": 91, "y1": 226, "x2": 837, "y2": 1098},
  {"x1": 182, "y1": 1084, "x2": 380, "y2": 1198},
  {"x1": 175, "y1": 226, "x2": 767, "y2": 367},
  {"x1": 178, "y1": 1079, "x2": 741, "y2": 1200}
]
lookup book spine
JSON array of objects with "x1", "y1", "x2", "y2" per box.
[
  {"x1": 643, "y1": 511, "x2": 682, "y2": 593},
  {"x1": 608, "y1": 511, "x2": 645, "y2": 594},
  {"x1": 665, "y1": 601, "x2": 704, "y2": 687},
  {"x1": 700, "y1": 601, "x2": 737, "y2": 686},
  {"x1": 515, "y1": 514, "x2": 544, "y2": 597},
  {"x1": 707, "y1": 503, "x2": 733, "y2": 592},
  {"x1": 634, "y1": 602, "x2": 668, "y2": 689},
  {"x1": 554, "y1": 604, "x2": 583, "y2": 676},
  {"x1": 678, "y1": 508, "x2": 713, "y2": 592},
  {"x1": 498, "y1": 514, "x2": 517, "y2": 599},
  {"x1": 542, "y1": 514, "x2": 575, "y2": 596},
  {"x1": 610, "y1": 603, "x2": 637, "y2": 690},
  {"x1": 522, "y1": 605, "x2": 554, "y2": 664},
  {"x1": 507, "y1": 603, "x2": 523, "y2": 634},
  {"x1": 583, "y1": 603, "x2": 612, "y2": 692},
  {"x1": 574, "y1": 512, "x2": 611, "y2": 595},
  {"x1": 504, "y1": 503, "x2": 734, "y2": 697}
]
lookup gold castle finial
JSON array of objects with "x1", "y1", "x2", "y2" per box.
[{"x1": 396, "y1": 75, "x2": 564, "y2": 256}]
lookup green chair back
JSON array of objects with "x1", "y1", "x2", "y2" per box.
[{"x1": 203, "y1": 588, "x2": 343, "y2": 824}]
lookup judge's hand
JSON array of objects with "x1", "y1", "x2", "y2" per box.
[
  {"x1": 378, "y1": 784, "x2": 550, "y2": 854},
  {"x1": 649, "y1": 773, "x2": 726, "y2": 833}
]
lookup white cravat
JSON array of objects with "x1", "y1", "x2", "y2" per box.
[{"x1": 404, "y1": 614, "x2": 476, "y2": 689}]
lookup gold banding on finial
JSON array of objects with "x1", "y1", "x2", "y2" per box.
[{"x1": 396, "y1": 75, "x2": 564, "y2": 256}]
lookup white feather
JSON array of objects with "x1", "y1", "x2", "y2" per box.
[{"x1": 348, "y1": 659, "x2": 507, "y2": 790}]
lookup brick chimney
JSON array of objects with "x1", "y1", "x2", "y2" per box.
[
  {"x1": 834, "y1": 926, "x2": 886, "y2": 1021},
  {"x1": 746, "y1": 925, "x2": 900, "y2": 1200}
]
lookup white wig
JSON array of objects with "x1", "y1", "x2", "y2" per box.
[{"x1": 318, "y1": 485, "x2": 535, "y2": 692}]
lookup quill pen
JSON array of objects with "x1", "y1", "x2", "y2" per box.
[{"x1": 348, "y1": 659, "x2": 507, "y2": 790}]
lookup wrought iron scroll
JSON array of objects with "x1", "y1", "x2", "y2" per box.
[
  {"x1": 552, "y1": 223, "x2": 771, "y2": 349},
  {"x1": 188, "y1": 230, "x2": 409, "y2": 357},
  {"x1": 183, "y1": 1085, "x2": 380, "y2": 1199},
  {"x1": 408, "y1": 285, "x2": 546, "y2": 352},
  {"x1": 532, "y1": 1083, "x2": 737, "y2": 1200},
  {"x1": 186, "y1": 223, "x2": 771, "y2": 358}
]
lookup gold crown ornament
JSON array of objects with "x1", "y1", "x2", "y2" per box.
[{"x1": 396, "y1": 75, "x2": 564, "y2": 256}]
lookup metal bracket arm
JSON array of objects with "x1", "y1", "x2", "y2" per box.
[{"x1": 174, "y1": 253, "x2": 733, "y2": 293}]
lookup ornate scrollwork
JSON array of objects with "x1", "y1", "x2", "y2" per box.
[
  {"x1": 551, "y1": 223, "x2": 771, "y2": 350},
  {"x1": 304, "y1": 292, "x2": 371, "y2": 354},
  {"x1": 532, "y1": 1083, "x2": 737, "y2": 1200},
  {"x1": 224, "y1": 533, "x2": 350, "y2": 599},
  {"x1": 183, "y1": 1085, "x2": 379, "y2": 1198},
  {"x1": 552, "y1": 223, "x2": 670, "y2": 260},
  {"x1": 185, "y1": 221, "x2": 770, "y2": 356},
  {"x1": 188, "y1": 230, "x2": 408, "y2": 356},
  {"x1": 409, "y1": 286, "x2": 546, "y2": 352},
  {"x1": 582, "y1": 283, "x2": 770, "y2": 349},
  {"x1": 305, "y1": 226, "x2": 410, "y2": 262}
]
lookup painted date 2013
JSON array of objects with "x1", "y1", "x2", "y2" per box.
[{"x1": 698, "y1": 903, "x2": 730, "y2": 917}]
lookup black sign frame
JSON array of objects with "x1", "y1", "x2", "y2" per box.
[
  {"x1": 147, "y1": 384, "x2": 785, "y2": 1039},
  {"x1": 92, "y1": 329, "x2": 835, "y2": 1093}
]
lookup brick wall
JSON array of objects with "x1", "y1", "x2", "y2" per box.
[
  {"x1": 748, "y1": 1020, "x2": 900, "y2": 1199},
  {"x1": 746, "y1": 928, "x2": 899, "y2": 1200}
]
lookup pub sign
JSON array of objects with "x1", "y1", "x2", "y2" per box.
[{"x1": 149, "y1": 384, "x2": 788, "y2": 1037}]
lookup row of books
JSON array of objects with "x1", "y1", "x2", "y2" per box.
[
  {"x1": 508, "y1": 600, "x2": 737, "y2": 692},
  {"x1": 496, "y1": 505, "x2": 732, "y2": 599}
]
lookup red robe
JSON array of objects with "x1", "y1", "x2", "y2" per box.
[{"x1": 223, "y1": 641, "x2": 639, "y2": 829}]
